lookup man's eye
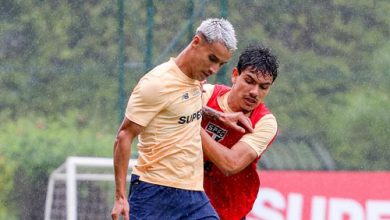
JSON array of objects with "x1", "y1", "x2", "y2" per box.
[
  {"x1": 209, "y1": 56, "x2": 218, "y2": 62},
  {"x1": 245, "y1": 79, "x2": 253, "y2": 84},
  {"x1": 260, "y1": 85, "x2": 270, "y2": 90}
]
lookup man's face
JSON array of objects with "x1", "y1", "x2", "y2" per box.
[
  {"x1": 229, "y1": 67, "x2": 273, "y2": 113},
  {"x1": 190, "y1": 36, "x2": 232, "y2": 81}
]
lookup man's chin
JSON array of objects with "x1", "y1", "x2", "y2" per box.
[{"x1": 242, "y1": 105, "x2": 255, "y2": 113}]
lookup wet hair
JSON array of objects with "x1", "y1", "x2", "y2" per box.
[
  {"x1": 196, "y1": 18, "x2": 237, "y2": 52},
  {"x1": 237, "y1": 45, "x2": 279, "y2": 82}
]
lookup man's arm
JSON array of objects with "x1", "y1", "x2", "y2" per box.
[
  {"x1": 202, "y1": 106, "x2": 254, "y2": 133},
  {"x1": 201, "y1": 128, "x2": 257, "y2": 176},
  {"x1": 111, "y1": 118, "x2": 143, "y2": 220}
]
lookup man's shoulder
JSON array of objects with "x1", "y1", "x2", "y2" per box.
[
  {"x1": 203, "y1": 84, "x2": 215, "y2": 93},
  {"x1": 255, "y1": 103, "x2": 273, "y2": 114},
  {"x1": 249, "y1": 104, "x2": 276, "y2": 126},
  {"x1": 253, "y1": 113, "x2": 277, "y2": 129},
  {"x1": 214, "y1": 84, "x2": 231, "y2": 91},
  {"x1": 207, "y1": 84, "x2": 231, "y2": 98},
  {"x1": 138, "y1": 60, "x2": 178, "y2": 87},
  {"x1": 144, "y1": 61, "x2": 174, "y2": 78},
  {"x1": 203, "y1": 84, "x2": 230, "y2": 105}
]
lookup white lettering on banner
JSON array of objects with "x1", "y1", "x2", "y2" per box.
[
  {"x1": 366, "y1": 200, "x2": 390, "y2": 220},
  {"x1": 286, "y1": 193, "x2": 303, "y2": 220},
  {"x1": 311, "y1": 196, "x2": 326, "y2": 220},
  {"x1": 250, "y1": 187, "x2": 390, "y2": 220},
  {"x1": 251, "y1": 188, "x2": 284, "y2": 220},
  {"x1": 329, "y1": 198, "x2": 364, "y2": 220}
]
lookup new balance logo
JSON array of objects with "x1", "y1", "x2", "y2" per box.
[{"x1": 182, "y1": 92, "x2": 189, "y2": 100}]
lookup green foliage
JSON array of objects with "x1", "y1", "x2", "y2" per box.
[
  {"x1": 267, "y1": 49, "x2": 350, "y2": 135},
  {"x1": 0, "y1": 0, "x2": 389, "y2": 218},
  {"x1": 0, "y1": 64, "x2": 119, "y2": 119},
  {"x1": 0, "y1": 111, "x2": 116, "y2": 218},
  {"x1": 0, "y1": 156, "x2": 16, "y2": 220},
  {"x1": 326, "y1": 90, "x2": 390, "y2": 170},
  {"x1": 0, "y1": 0, "x2": 118, "y2": 65},
  {"x1": 0, "y1": 111, "x2": 115, "y2": 174}
]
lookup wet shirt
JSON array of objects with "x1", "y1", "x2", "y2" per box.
[
  {"x1": 201, "y1": 84, "x2": 277, "y2": 219},
  {"x1": 125, "y1": 58, "x2": 204, "y2": 191},
  {"x1": 202, "y1": 84, "x2": 277, "y2": 156}
]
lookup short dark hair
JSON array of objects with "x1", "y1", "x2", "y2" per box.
[{"x1": 236, "y1": 45, "x2": 279, "y2": 82}]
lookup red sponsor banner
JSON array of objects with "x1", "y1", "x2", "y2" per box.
[{"x1": 247, "y1": 171, "x2": 390, "y2": 220}]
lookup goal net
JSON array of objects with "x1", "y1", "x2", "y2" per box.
[{"x1": 44, "y1": 156, "x2": 136, "y2": 220}]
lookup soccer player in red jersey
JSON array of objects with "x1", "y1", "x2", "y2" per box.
[{"x1": 201, "y1": 45, "x2": 279, "y2": 220}]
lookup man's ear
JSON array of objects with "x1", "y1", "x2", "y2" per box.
[
  {"x1": 231, "y1": 68, "x2": 239, "y2": 84},
  {"x1": 192, "y1": 34, "x2": 202, "y2": 47}
]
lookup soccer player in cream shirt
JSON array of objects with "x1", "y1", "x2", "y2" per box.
[{"x1": 111, "y1": 18, "x2": 246, "y2": 220}]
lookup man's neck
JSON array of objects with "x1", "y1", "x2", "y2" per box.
[{"x1": 174, "y1": 47, "x2": 192, "y2": 79}]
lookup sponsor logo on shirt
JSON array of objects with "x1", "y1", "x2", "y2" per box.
[
  {"x1": 182, "y1": 92, "x2": 189, "y2": 100},
  {"x1": 192, "y1": 89, "x2": 200, "y2": 97},
  {"x1": 205, "y1": 122, "x2": 227, "y2": 141},
  {"x1": 181, "y1": 89, "x2": 200, "y2": 101},
  {"x1": 178, "y1": 109, "x2": 202, "y2": 124}
]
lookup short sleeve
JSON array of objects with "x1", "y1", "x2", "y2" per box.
[
  {"x1": 125, "y1": 76, "x2": 169, "y2": 127},
  {"x1": 240, "y1": 114, "x2": 277, "y2": 156}
]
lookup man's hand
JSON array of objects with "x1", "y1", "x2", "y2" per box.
[
  {"x1": 111, "y1": 198, "x2": 129, "y2": 220},
  {"x1": 202, "y1": 106, "x2": 253, "y2": 133},
  {"x1": 219, "y1": 111, "x2": 254, "y2": 133}
]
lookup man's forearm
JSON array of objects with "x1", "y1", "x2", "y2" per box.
[
  {"x1": 201, "y1": 128, "x2": 241, "y2": 176},
  {"x1": 202, "y1": 106, "x2": 253, "y2": 133},
  {"x1": 113, "y1": 132, "x2": 132, "y2": 199},
  {"x1": 202, "y1": 106, "x2": 222, "y2": 121}
]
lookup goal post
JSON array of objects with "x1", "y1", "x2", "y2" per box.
[{"x1": 44, "y1": 156, "x2": 137, "y2": 220}]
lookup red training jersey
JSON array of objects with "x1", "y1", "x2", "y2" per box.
[{"x1": 202, "y1": 84, "x2": 276, "y2": 220}]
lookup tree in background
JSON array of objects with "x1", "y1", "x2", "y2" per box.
[{"x1": 0, "y1": 0, "x2": 389, "y2": 219}]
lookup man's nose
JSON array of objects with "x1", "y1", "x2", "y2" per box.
[
  {"x1": 209, "y1": 63, "x2": 220, "y2": 74},
  {"x1": 249, "y1": 85, "x2": 259, "y2": 97}
]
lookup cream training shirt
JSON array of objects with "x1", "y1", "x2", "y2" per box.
[
  {"x1": 202, "y1": 84, "x2": 277, "y2": 156},
  {"x1": 126, "y1": 58, "x2": 204, "y2": 191}
]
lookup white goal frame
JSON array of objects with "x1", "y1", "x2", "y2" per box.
[{"x1": 44, "y1": 156, "x2": 137, "y2": 220}]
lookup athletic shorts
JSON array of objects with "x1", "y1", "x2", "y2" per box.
[{"x1": 128, "y1": 174, "x2": 219, "y2": 220}]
